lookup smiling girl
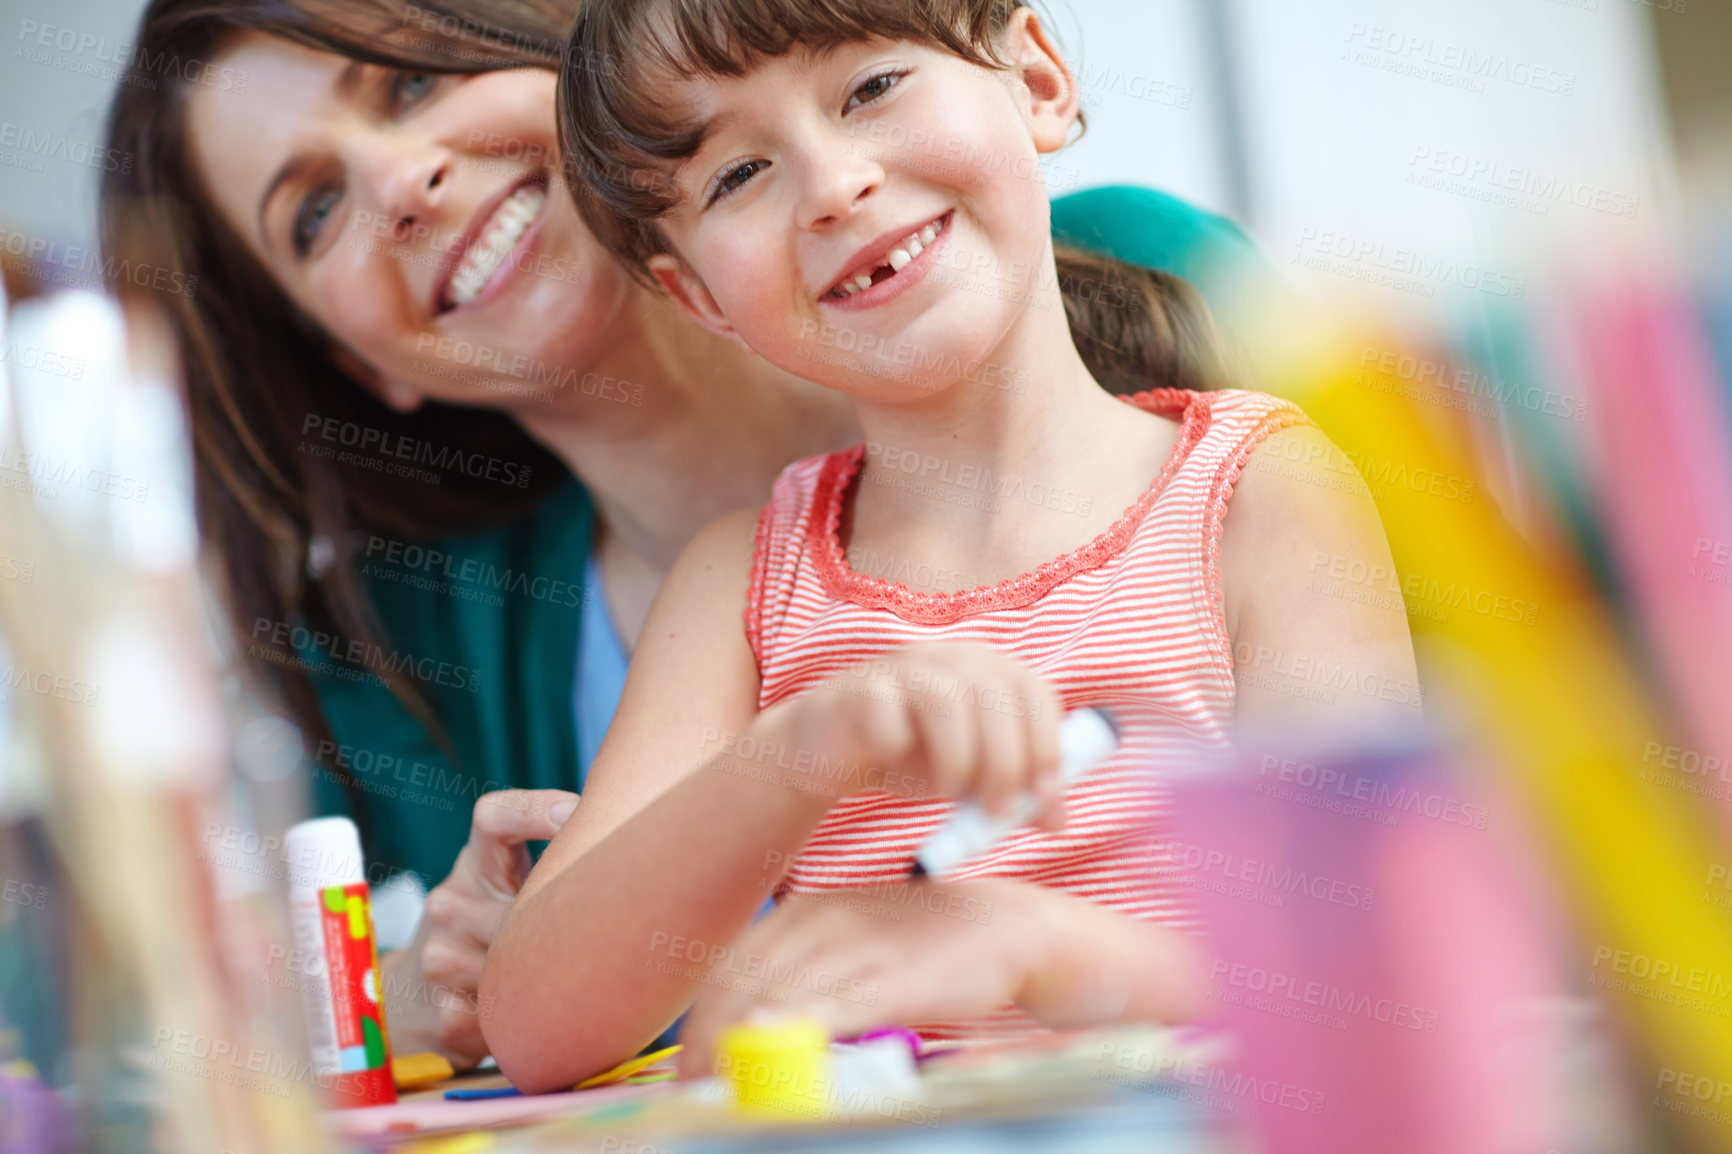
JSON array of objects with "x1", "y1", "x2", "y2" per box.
[{"x1": 480, "y1": 0, "x2": 1420, "y2": 1090}]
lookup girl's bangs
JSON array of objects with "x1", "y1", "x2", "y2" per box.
[
  {"x1": 559, "y1": 0, "x2": 1021, "y2": 278},
  {"x1": 646, "y1": 0, "x2": 1011, "y2": 82}
]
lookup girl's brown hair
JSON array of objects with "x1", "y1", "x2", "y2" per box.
[
  {"x1": 557, "y1": 0, "x2": 1229, "y2": 396},
  {"x1": 100, "y1": 0, "x2": 579, "y2": 787}
]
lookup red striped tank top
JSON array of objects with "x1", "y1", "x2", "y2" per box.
[{"x1": 745, "y1": 388, "x2": 1307, "y2": 1038}]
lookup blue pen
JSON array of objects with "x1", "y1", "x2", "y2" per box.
[{"x1": 443, "y1": 1085, "x2": 523, "y2": 1100}]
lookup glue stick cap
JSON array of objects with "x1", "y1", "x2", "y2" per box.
[
  {"x1": 717, "y1": 1017, "x2": 831, "y2": 1119},
  {"x1": 284, "y1": 816, "x2": 365, "y2": 893}
]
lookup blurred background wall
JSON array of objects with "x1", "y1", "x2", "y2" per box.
[{"x1": 0, "y1": 0, "x2": 1719, "y2": 303}]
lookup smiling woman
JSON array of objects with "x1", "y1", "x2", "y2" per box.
[{"x1": 100, "y1": 0, "x2": 1269, "y2": 1069}]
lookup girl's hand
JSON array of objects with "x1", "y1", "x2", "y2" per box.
[
  {"x1": 674, "y1": 880, "x2": 1206, "y2": 1079},
  {"x1": 383, "y1": 789, "x2": 579, "y2": 1068},
  {"x1": 674, "y1": 879, "x2": 1033, "y2": 1078},
  {"x1": 761, "y1": 642, "x2": 1066, "y2": 828}
]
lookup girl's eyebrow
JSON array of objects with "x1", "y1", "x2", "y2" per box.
[
  {"x1": 255, "y1": 59, "x2": 368, "y2": 247},
  {"x1": 691, "y1": 107, "x2": 743, "y2": 155}
]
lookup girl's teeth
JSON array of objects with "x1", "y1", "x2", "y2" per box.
[{"x1": 832, "y1": 216, "x2": 946, "y2": 300}]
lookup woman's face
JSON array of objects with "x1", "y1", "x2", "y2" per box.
[{"x1": 187, "y1": 31, "x2": 633, "y2": 414}]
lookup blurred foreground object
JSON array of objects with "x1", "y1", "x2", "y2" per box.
[
  {"x1": 1197, "y1": 249, "x2": 1732, "y2": 1152},
  {"x1": 0, "y1": 279, "x2": 324, "y2": 1152},
  {"x1": 1173, "y1": 738, "x2": 1582, "y2": 1154}
]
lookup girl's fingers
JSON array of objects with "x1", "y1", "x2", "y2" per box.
[
  {"x1": 1023, "y1": 675, "x2": 1064, "y2": 791},
  {"x1": 680, "y1": 947, "x2": 887, "y2": 1080},
  {"x1": 909, "y1": 689, "x2": 978, "y2": 802},
  {"x1": 969, "y1": 700, "x2": 1025, "y2": 820},
  {"x1": 674, "y1": 902, "x2": 820, "y2": 1076}
]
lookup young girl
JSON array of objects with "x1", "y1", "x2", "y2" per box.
[{"x1": 482, "y1": 0, "x2": 1420, "y2": 1091}]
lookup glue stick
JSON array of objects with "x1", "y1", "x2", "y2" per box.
[{"x1": 284, "y1": 817, "x2": 396, "y2": 1108}]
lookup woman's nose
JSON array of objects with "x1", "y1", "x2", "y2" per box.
[{"x1": 356, "y1": 139, "x2": 454, "y2": 243}]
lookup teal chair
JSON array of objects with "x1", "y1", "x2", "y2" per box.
[{"x1": 1050, "y1": 184, "x2": 1269, "y2": 317}]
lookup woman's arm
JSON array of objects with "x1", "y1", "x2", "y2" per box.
[{"x1": 1220, "y1": 425, "x2": 1425, "y2": 737}]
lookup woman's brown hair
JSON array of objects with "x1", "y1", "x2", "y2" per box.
[
  {"x1": 557, "y1": 0, "x2": 1229, "y2": 396},
  {"x1": 100, "y1": 1, "x2": 581, "y2": 788}
]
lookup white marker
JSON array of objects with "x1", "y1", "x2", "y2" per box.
[{"x1": 910, "y1": 707, "x2": 1120, "y2": 879}]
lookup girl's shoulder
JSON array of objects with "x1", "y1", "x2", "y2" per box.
[
  {"x1": 760, "y1": 445, "x2": 861, "y2": 534},
  {"x1": 1118, "y1": 386, "x2": 1311, "y2": 475},
  {"x1": 1182, "y1": 386, "x2": 1308, "y2": 432},
  {"x1": 751, "y1": 445, "x2": 863, "y2": 583},
  {"x1": 1118, "y1": 385, "x2": 1306, "y2": 424}
]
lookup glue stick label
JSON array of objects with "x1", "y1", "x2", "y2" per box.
[{"x1": 290, "y1": 881, "x2": 395, "y2": 1107}]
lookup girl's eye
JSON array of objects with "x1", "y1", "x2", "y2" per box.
[
  {"x1": 292, "y1": 183, "x2": 343, "y2": 257},
  {"x1": 845, "y1": 70, "x2": 906, "y2": 112},
  {"x1": 390, "y1": 71, "x2": 438, "y2": 115},
  {"x1": 709, "y1": 159, "x2": 768, "y2": 205}
]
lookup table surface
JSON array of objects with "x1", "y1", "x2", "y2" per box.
[{"x1": 330, "y1": 1028, "x2": 1240, "y2": 1153}]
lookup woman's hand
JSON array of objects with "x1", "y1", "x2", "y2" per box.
[
  {"x1": 382, "y1": 789, "x2": 579, "y2": 1068},
  {"x1": 763, "y1": 642, "x2": 1067, "y2": 828},
  {"x1": 673, "y1": 878, "x2": 1204, "y2": 1079}
]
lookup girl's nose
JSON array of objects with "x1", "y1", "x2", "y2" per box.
[{"x1": 795, "y1": 140, "x2": 885, "y2": 232}]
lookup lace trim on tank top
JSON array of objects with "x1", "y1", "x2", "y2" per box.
[{"x1": 807, "y1": 388, "x2": 1211, "y2": 626}]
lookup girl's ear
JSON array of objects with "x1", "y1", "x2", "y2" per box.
[
  {"x1": 1004, "y1": 7, "x2": 1080, "y2": 155},
  {"x1": 648, "y1": 253, "x2": 748, "y2": 346},
  {"x1": 331, "y1": 344, "x2": 425, "y2": 413}
]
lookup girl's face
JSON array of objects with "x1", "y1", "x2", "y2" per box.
[
  {"x1": 187, "y1": 32, "x2": 633, "y2": 414},
  {"x1": 650, "y1": 17, "x2": 1077, "y2": 405}
]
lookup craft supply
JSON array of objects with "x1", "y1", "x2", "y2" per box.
[
  {"x1": 395, "y1": 1133, "x2": 494, "y2": 1154},
  {"x1": 829, "y1": 1033, "x2": 924, "y2": 1115},
  {"x1": 717, "y1": 1017, "x2": 831, "y2": 1119},
  {"x1": 394, "y1": 1052, "x2": 456, "y2": 1090},
  {"x1": 326, "y1": 1080, "x2": 666, "y2": 1141},
  {"x1": 284, "y1": 817, "x2": 395, "y2": 1108},
  {"x1": 576, "y1": 1043, "x2": 684, "y2": 1089},
  {"x1": 911, "y1": 708, "x2": 1119, "y2": 878},
  {"x1": 443, "y1": 1086, "x2": 522, "y2": 1102}
]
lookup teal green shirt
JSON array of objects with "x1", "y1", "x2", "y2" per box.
[{"x1": 309, "y1": 185, "x2": 1263, "y2": 886}]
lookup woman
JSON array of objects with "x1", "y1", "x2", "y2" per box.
[{"x1": 101, "y1": 0, "x2": 1268, "y2": 1066}]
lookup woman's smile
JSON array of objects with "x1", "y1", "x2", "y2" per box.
[{"x1": 436, "y1": 172, "x2": 552, "y2": 314}]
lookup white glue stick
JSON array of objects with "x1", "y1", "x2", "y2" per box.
[{"x1": 910, "y1": 707, "x2": 1120, "y2": 879}]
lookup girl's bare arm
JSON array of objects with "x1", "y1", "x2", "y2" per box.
[
  {"x1": 1221, "y1": 424, "x2": 1425, "y2": 738},
  {"x1": 481, "y1": 508, "x2": 829, "y2": 1091}
]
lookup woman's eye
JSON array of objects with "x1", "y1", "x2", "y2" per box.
[
  {"x1": 710, "y1": 159, "x2": 768, "y2": 204},
  {"x1": 292, "y1": 183, "x2": 343, "y2": 257},
  {"x1": 845, "y1": 70, "x2": 905, "y2": 111},
  {"x1": 390, "y1": 71, "x2": 438, "y2": 115}
]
